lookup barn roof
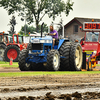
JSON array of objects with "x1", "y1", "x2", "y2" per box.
[{"x1": 64, "y1": 17, "x2": 100, "y2": 28}]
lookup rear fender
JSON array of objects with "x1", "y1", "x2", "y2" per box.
[
  {"x1": 7, "y1": 44, "x2": 20, "y2": 49},
  {"x1": 57, "y1": 39, "x2": 65, "y2": 50},
  {"x1": 0, "y1": 42, "x2": 6, "y2": 46}
]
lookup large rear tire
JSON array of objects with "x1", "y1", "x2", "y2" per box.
[
  {"x1": 70, "y1": 43, "x2": 83, "y2": 71},
  {"x1": 0, "y1": 44, "x2": 6, "y2": 60},
  {"x1": 18, "y1": 49, "x2": 32, "y2": 71},
  {"x1": 4, "y1": 45, "x2": 20, "y2": 62},
  {"x1": 46, "y1": 50, "x2": 60, "y2": 71},
  {"x1": 59, "y1": 42, "x2": 71, "y2": 71}
]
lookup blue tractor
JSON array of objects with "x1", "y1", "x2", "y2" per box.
[{"x1": 18, "y1": 23, "x2": 83, "y2": 71}]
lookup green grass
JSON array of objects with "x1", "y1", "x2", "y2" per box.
[
  {"x1": 0, "y1": 61, "x2": 9, "y2": 64},
  {"x1": 0, "y1": 71, "x2": 100, "y2": 77},
  {"x1": 0, "y1": 61, "x2": 100, "y2": 77},
  {"x1": 0, "y1": 61, "x2": 18, "y2": 64},
  {"x1": 0, "y1": 61, "x2": 18, "y2": 68},
  {"x1": 0, "y1": 64, "x2": 18, "y2": 68},
  {"x1": 0, "y1": 61, "x2": 100, "y2": 68}
]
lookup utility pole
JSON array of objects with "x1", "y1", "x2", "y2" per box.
[
  {"x1": 21, "y1": 15, "x2": 27, "y2": 36},
  {"x1": 24, "y1": 16, "x2": 26, "y2": 35}
]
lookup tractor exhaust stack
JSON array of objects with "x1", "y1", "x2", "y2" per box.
[{"x1": 41, "y1": 22, "x2": 44, "y2": 38}]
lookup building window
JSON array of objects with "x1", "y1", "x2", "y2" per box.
[{"x1": 73, "y1": 25, "x2": 78, "y2": 33}]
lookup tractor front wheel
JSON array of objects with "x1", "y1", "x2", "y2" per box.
[
  {"x1": 46, "y1": 50, "x2": 60, "y2": 71},
  {"x1": 18, "y1": 49, "x2": 32, "y2": 71},
  {"x1": 4, "y1": 45, "x2": 20, "y2": 62}
]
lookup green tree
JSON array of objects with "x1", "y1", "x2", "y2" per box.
[
  {"x1": 19, "y1": 23, "x2": 48, "y2": 36},
  {"x1": 0, "y1": 0, "x2": 73, "y2": 31},
  {"x1": 8, "y1": 16, "x2": 17, "y2": 34}
]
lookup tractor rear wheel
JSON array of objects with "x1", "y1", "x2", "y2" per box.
[
  {"x1": 18, "y1": 49, "x2": 32, "y2": 71},
  {"x1": 4, "y1": 45, "x2": 20, "y2": 62},
  {"x1": 0, "y1": 44, "x2": 6, "y2": 60},
  {"x1": 46, "y1": 50, "x2": 60, "y2": 71},
  {"x1": 70, "y1": 43, "x2": 83, "y2": 71},
  {"x1": 59, "y1": 42, "x2": 71, "y2": 71}
]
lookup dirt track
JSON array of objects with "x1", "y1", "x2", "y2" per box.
[
  {"x1": 0, "y1": 67, "x2": 20, "y2": 72},
  {"x1": 0, "y1": 67, "x2": 100, "y2": 99}
]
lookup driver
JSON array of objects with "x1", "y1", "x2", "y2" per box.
[
  {"x1": 92, "y1": 34, "x2": 97, "y2": 42},
  {"x1": 48, "y1": 25, "x2": 58, "y2": 47}
]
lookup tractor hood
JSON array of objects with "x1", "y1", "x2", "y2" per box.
[{"x1": 30, "y1": 36, "x2": 53, "y2": 43}]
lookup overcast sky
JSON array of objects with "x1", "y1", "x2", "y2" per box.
[{"x1": 0, "y1": 0, "x2": 100, "y2": 33}]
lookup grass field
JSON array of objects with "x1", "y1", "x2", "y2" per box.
[
  {"x1": 0, "y1": 61, "x2": 100, "y2": 68},
  {"x1": 0, "y1": 61, "x2": 18, "y2": 68},
  {"x1": 0, "y1": 71, "x2": 100, "y2": 77},
  {"x1": 0, "y1": 61, "x2": 100, "y2": 77}
]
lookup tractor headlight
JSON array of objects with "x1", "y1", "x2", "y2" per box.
[
  {"x1": 40, "y1": 40, "x2": 45, "y2": 43},
  {"x1": 45, "y1": 40, "x2": 52, "y2": 43},
  {"x1": 46, "y1": 40, "x2": 50, "y2": 43},
  {"x1": 40, "y1": 40, "x2": 52, "y2": 43},
  {"x1": 93, "y1": 51, "x2": 97, "y2": 54},
  {"x1": 49, "y1": 40, "x2": 52, "y2": 43},
  {"x1": 93, "y1": 51, "x2": 97, "y2": 56},
  {"x1": 40, "y1": 50, "x2": 43, "y2": 53},
  {"x1": 29, "y1": 50, "x2": 31, "y2": 53}
]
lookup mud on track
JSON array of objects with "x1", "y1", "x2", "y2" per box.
[
  {"x1": 0, "y1": 67, "x2": 20, "y2": 72},
  {"x1": 0, "y1": 71, "x2": 100, "y2": 99}
]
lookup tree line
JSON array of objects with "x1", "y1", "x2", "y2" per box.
[{"x1": 0, "y1": 0, "x2": 74, "y2": 33}]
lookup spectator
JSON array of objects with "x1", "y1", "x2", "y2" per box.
[
  {"x1": 92, "y1": 34, "x2": 97, "y2": 42},
  {"x1": 80, "y1": 37, "x2": 85, "y2": 45}
]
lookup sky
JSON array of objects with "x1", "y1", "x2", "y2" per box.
[{"x1": 0, "y1": 0, "x2": 100, "y2": 33}]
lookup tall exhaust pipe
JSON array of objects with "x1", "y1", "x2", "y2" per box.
[{"x1": 41, "y1": 22, "x2": 44, "y2": 38}]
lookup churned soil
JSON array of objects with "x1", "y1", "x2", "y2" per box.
[
  {"x1": 0, "y1": 68, "x2": 100, "y2": 99},
  {"x1": 2, "y1": 91, "x2": 100, "y2": 100}
]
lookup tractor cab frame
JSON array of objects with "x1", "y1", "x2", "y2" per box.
[{"x1": 7, "y1": 34, "x2": 24, "y2": 50}]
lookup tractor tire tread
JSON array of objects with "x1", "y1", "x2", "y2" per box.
[
  {"x1": 46, "y1": 50, "x2": 60, "y2": 71},
  {"x1": 59, "y1": 42, "x2": 71, "y2": 71},
  {"x1": 70, "y1": 43, "x2": 83, "y2": 71}
]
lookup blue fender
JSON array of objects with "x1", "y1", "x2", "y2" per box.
[{"x1": 57, "y1": 39, "x2": 65, "y2": 50}]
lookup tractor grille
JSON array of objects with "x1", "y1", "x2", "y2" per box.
[{"x1": 32, "y1": 43, "x2": 43, "y2": 50}]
